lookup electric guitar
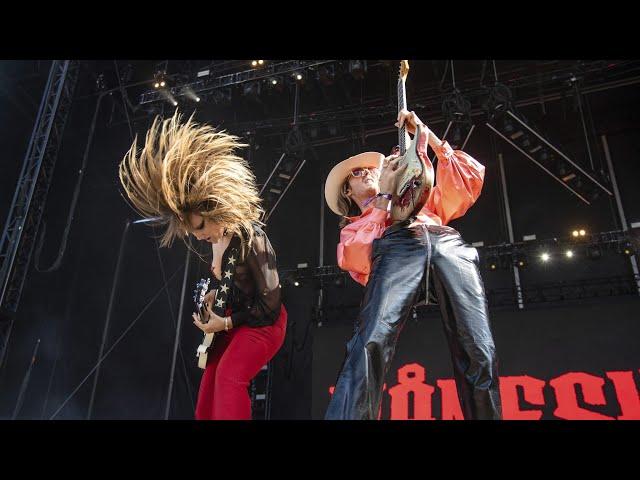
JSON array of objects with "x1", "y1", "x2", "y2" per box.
[
  {"x1": 390, "y1": 60, "x2": 434, "y2": 222},
  {"x1": 193, "y1": 278, "x2": 216, "y2": 370},
  {"x1": 193, "y1": 236, "x2": 241, "y2": 370}
]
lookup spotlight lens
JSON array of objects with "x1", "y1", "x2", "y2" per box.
[
  {"x1": 579, "y1": 229, "x2": 586, "y2": 236},
  {"x1": 173, "y1": 102, "x2": 178, "y2": 106},
  {"x1": 294, "y1": 281, "x2": 300, "y2": 287},
  {"x1": 541, "y1": 253, "x2": 550, "y2": 262},
  {"x1": 258, "y1": 60, "x2": 264, "y2": 65},
  {"x1": 252, "y1": 61, "x2": 258, "y2": 66},
  {"x1": 154, "y1": 82, "x2": 160, "y2": 88},
  {"x1": 566, "y1": 250, "x2": 574, "y2": 258},
  {"x1": 160, "y1": 81, "x2": 166, "y2": 87},
  {"x1": 271, "y1": 79, "x2": 277, "y2": 85},
  {"x1": 296, "y1": 74, "x2": 302, "y2": 80},
  {"x1": 196, "y1": 97, "x2": 200, "y2": 102},
  {"x1": 572, "y1": 230, "x2": 579, "y2": 237}
]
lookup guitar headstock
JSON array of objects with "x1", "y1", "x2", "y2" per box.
[
  {"x1": 193, "y1": 278, "x2": 211, "y2": 310},
  {"x1": 399, "y1": 60, "x2": 410, "y2": 81}
]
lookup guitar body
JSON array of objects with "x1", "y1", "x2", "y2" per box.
[
  {"x1": 391, "y1": 123, "x2": 433, "y2": 222},
  {"x1": 197, "y1": 332, "x2": 216, "y2": 370},
  {"x1": 196, "y1": 289, "x2": 217, "y2": 370},
  {"x1": 389, "y1": 60, "x2": 433, "y2": 223}
]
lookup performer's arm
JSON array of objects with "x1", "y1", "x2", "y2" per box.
[
  {"x1": 230, "y1": 230, "x2": 282, "y2": 328},
  {"x1": 424, "y1": 137, "x2": 485, "y2": 226},
  {"x1": 337, "y1": 207, "x2": 388, "y2": 286},
  {"x1": 397, "y1": 109, "x2": 485, "y2": 226}
]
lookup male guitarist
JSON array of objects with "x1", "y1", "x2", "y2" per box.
[{"x1": 323, "y1": 108, "x2": 502, "y2": 420}]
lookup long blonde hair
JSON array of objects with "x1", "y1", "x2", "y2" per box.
[
  {"x1": 337, "y1": 180, "x2": 361, "y2": 228},
  {"x1": 118, "y1": 111, "x2": 264, "y2": 253}
]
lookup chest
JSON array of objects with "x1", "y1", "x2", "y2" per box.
[{"x1": 210, "y1": 236, "x2": 233, "y2": 281}]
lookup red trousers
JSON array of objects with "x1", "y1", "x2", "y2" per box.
[{"x1": 195, "y1": 305, "x2": 287, "y2": 420}]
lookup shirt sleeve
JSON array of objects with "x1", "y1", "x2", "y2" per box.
[
  {"x1": 424, "y1": 140, "x2": 485, "y2": 225},
  {"x1": 230, "y1": 229, "x2": 282, "y2": 328},
  {"x1": 337, "y1": 207, "x2": 388, "y2": 286}
]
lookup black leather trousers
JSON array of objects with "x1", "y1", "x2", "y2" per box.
[{"x1": 325, "y1": 223, "x2": 502, "y2": 420}]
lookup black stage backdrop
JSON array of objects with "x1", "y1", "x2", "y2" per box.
[{"x1": 312, "y1": 295, "x2": 640, "y2": 420}]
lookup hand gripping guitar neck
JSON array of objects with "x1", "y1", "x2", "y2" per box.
[{"x1": 390, "y1": 60, "x2": 434, "y2": 222}]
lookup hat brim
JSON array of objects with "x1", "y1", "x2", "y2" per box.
[{"x1": 324, "y1": 152, "x2": 384, "y2": 215}]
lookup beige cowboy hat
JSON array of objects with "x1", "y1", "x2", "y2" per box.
[{"x1": 324, "y1": 151, "x2": 385, "y2": 215}]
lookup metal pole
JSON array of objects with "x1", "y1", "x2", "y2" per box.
[
  {"x1": 263, "y1": 362, "x2": 274, "y2": 420},
  {"x1": 497, "y1": 153, "x2": 524, "y2": 309},
  {"x1": 11, "y1": 338, "x2": 40, "y2": 419},
  {"x1": 486, "y1": 123, "x2": 591, "y2": 205},
  {"x1": 164, "y1": 247, "x2": 191, "y2": 420},
  {"x1": 259, "y1": 152, "x2": 287, "y2": 196},
  {"x1": 86, "y1": 220, "x2": 131, "y2": 419},
  {"x1": 263, "y1": 159, "x2": 306, "y2": 223},
  {"x1": 319, "y1": 180, "x2": 325, "y2": 268},
  {"x1": 601, "y1": 135, "x2": 640, "y2": 295},
  {"x1": 317, "y1": 180, "x2": 326, "y2": 327},
  {"x1": 573, "y1": 79, "x2": 595, "y2": 171}
]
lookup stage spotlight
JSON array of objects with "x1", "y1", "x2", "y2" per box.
[
  {"x1": 514, "y1": 252, "x2": 527, "y2": 269},
  {"x1": 258, "y1": 60, "x2": 264, "y2": 65},
  {"x1": 271, "y1": 78, "x2": 278, "y2": 85},
  {"x1": 579, "y1": 229, "x2": 586, "y2": 236},
  {"x1": 486, "y1": 254, "x2": 498, "y2": 271},
  {"x1": 540, "y1": 252, "x2": 550, "y2": 262},
  {"x1": 620, "y1": 241, "x2": 634, "y2": 256},
  {"x1": 173, "y1": 101, "x2": 178, "y2": 106},
  {"x1": 296, "y1": 73, "x2": 303, "y2": 81},
  {"x1": 294, "y1": 280, "x2": 300, "y2": 287},
  {"x1": 182, "y1": 86, "x2": 201, "y2": 103},
  {"x1": 566, "y1": 250, "x2": 574, "y2": 258},
  {"x1": 572, "y1": 230, "x2": 579, "y2": 237},
  {"x1": 153, "y1": 70, "x2": 167, "y2": 89},
  {"x1": 252, "y1": 60, "x2": 258, "y2": 67}
]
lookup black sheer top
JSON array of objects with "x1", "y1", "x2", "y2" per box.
[{"x1": 210, "y1": 225, "x2": 281, "y2": 328}]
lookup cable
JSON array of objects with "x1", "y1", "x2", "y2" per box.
[
  {"x1": 152, "y1": 230, "x2": 196, "y2": 415},
  {"x1": 48, "y1": 264, "x2": 184, "y2": 419}
]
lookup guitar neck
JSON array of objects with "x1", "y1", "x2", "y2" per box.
[{"x1": 397, "y1": 77, "x2": 407, "y2": 155}]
